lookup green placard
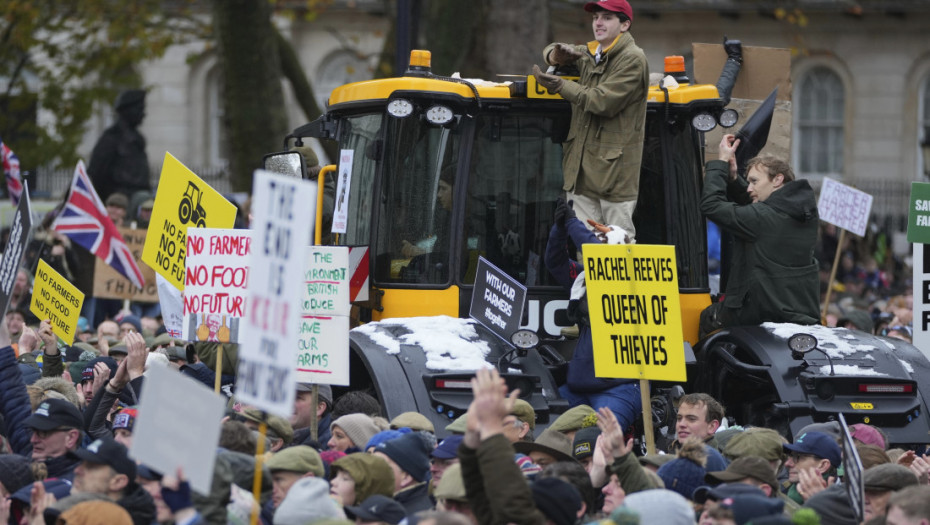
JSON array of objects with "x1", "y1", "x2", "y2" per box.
[{"x1": 907, "y1": 182, "x2": 930, "y2": 244}]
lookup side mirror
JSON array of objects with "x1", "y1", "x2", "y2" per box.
[{"x1": 262, "y1": 151, "x2": 306, "y2": 179}]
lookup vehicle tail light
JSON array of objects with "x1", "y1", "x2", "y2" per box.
[
  {"x1": 435, "y1": 379, "x2": 471, "y2": 389},
  {"x1": 857, "y1": 383, "x2": 913, "y2": 394}
]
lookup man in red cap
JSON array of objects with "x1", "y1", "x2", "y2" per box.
[{"x1": 533, "y1": 0, "x2": 648, "y2": 239}]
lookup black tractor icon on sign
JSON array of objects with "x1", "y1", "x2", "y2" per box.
[{"x1": 179, "y1": 181, "x2": 207, "y2": 227}]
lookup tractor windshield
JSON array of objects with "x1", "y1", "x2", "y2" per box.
[
  {"x1": 372, "y1": 112, "x2": 461, "y2": 285},
  {"x1": 460, "y1": 111, "x2": 566, "y2": 286}
]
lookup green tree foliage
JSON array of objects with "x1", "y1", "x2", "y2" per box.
[{"x1": 0, "y1": 0, "x2": 206, "y2": 171}]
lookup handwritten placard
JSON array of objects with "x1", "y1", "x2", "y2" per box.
[{"x1": 298, "y1": 246, "x2": 350, "y2": 385}]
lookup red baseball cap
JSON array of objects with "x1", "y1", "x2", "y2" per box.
[{"x1": 584, "y1": 0, "x2": 634, "y2": 22}]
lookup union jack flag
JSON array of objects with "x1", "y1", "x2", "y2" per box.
[
  {"x1": 53, "y1": 160, "x2": 145, "y2": 289},
  {"x1": 0, "y1": 137, "x2": 23, "y2": 205}
]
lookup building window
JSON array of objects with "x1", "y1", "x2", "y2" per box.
[
  {"x1": 206, "y1": 67, "x2": 227, "y2": 169},
  {"x1": 796, "y1": 66, "x2": 844, "y2": 177},
  {"x1": 315, "y1": 50, "x2": 371, "y2": 110}
]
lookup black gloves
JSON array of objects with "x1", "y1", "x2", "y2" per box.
[
  {"x1": 533, "y1": 64, "x2": 564, "y2": 94},
  {"x1": 554, "y1": 198, "x2": 576, "y2": 228},
  {"x1": 723, "y1": 36, "x2": 742, "y2": 64}
]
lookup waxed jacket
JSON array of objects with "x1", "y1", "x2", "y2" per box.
[
  {"x1": 460, "y1": 434, "x2": 546, "y2": 525},
  {"x1": 701, "y1": 160, "x2": 820, "y2": 326},
  {"x1": 545, "y1": 218, "x2": 634, "y2": 392},
  {"x1": 544, "y1": 33, "x2": 648, "y2": 203}
]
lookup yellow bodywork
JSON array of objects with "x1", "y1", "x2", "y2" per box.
[
  {"x1": 647, "y1": 83, "x2": 721, "y2": 104},
  {"x1": 371, "y1": 286, "x2": 461, "y2": 322},
  {"x1": 329, "y1": 77, "x2": 513, "y2": 106},
  {"x1": 680, "y1": 292, "x2": 712, "y2": 346}
]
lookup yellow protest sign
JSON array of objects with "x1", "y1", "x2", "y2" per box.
[
  {"x1": 30, "y1": 259, "x2": 85, "y2": 344},
  {"x1": 142, "y1": 153, "x2": 238, "y2": 290},
  {"x1": 584, "y1": 244, "x2": 686, "y2": 382}
]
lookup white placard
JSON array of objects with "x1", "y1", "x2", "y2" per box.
[
  {"x1": 297, "y1": 246, "x2": 351, "y2": 385},
  {"x1": 157, "y1": 274, "x2": 184, "y2": 338},
  {"x1": 332, "y1": 150, "x2": 354, "y2": 234},
  {"x1": 130, "y1": 362, "x2": 226, "y2": 495},
  {"x1": 236, "y1": 170, "x2": 317, "y2": 417},
  {"x1": 913, "y1": 243, "x2": 930, "y2": 360},
  {"x1": 182, "y1": 228, "x2": 253, "y2": 343},
  {"x1": 818, "y1": 177, "x2": 873, "y2": 237}
]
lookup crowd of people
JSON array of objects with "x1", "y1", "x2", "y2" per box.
[{"x1": 3, "y1": 313, "x2": 930, "y2": 525}]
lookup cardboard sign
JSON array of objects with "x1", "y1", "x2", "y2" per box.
[
  {"x1": 693, "y1": 44, "x2": 791, "y2": 102},
  {"x1": 182, "y1": 228, "x2": 252, "y2": 343},
  {"x1": 332, "y1": 150, "x2": 353, "y2": 234},
  {"x1": 131, "y1": 362, "x2": 225, "y2": 495},
  {"x1": 142, "y1": 153, "x2": 238, "y2": 291},
  {"x1": 0, "y1": 187, "x2": 32, "y2": 317},
  {"x1": 157, "y1": 274, "x2": 184, "y2": 338},
  {"x1": 30, "y1": 259, "x2": 84, "y2": 343},
  {"x1": 907, "y1": 182, "x2": 930, "y2": 244},
  {"x1": 469, "y1": 256, "x2": 527, "y2": 344},
  {"x1": 913, "y1": 244, "x2": 930, "y2": 360},
  {"x1": 92, "y1": 228, "x2": 158, "y2": 302},
  {"x1": 818, "y1": 178, "x2": 873, "y2": 237},
  {"x1": 236, "y1": 170, "x2": 317, "y2": 417},
  {"x1": 298, "y1": 246, "x2": 350, "y2": 385},
  {"x1": 839, "y1": 413, "x2": 865, "y2": 523},
  {"x1": 584, "y1": 244, "x2": 686, "y2": 382}
]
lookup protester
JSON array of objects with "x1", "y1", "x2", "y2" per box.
[
  {"x1": 782, "y1": 431, "x2": 841, "y2": 504},
  {"x1": 266, "y1": 445, "x2": 326, "y2": 509},
  {"x1": 291, "y1": 382, "x2": 334, "y2": 448},
  {"x1": 70, "y1": 436, "x2": 156, "y2": 525},
  {"x1": 534, "y1": 0, "x2": 648, "y2": 233},
  {"x1": 429, "y1": 434, "x2": 463, "y2": 489},
  {"x1": 329, "y1": 413, "x2": 383, "y2": 453},
  {"x1": 374, "y1": 432, "x2": 433, "y2": 515},
  {"x1": 329, "y1": 452, "x2": 396, "y2": 507},
  {"x1": 699, "y1": 134, "x2": 820, "y2": 335}
]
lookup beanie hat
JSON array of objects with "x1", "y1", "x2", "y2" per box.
[
  {"x1": 116, "y1": 314, "x2": 142, "y2": 333},
  {"x1": 704, "y1": 445, "x2": 729, "y2": 472},
  {"x1": 720, "y1": 494, "x2": 785, "y2": 525},
  {"x1": 331, "y1": 413, "x2": 381, "y2": 449},
  {"x1": 531, "y1": 477, "x2": 582, "y2": 525},
  {"x1": 657, "y1": 439, "x2": 708, "y2": 500},
  {"x1": 375, "y1": 432, "x2": 431, "y2": 482},
  {"x1": 0, "y1": 454, "x2": 34, "y2": 494},
  {"x1": 111, "y1": 407, "x2": 137, "y2": 432},
  {"x1": 331, "y1": 453, "x2": 396, "y2": 502},
  {"x1": 549, "y1": 404, "x2": 597, "y2": 434},
  {"x1": 60, "y1": 500, "x2": 132, "y2": 525},
  {"x1": 802, "y1": 483, "x2": 858, "y2": 525},
  {"x1": 273, "y1": 477, "x2": 345, "y2": 525},
  {"x1": 622, "y1": 489, "x2": 695, "y2": 525},
  {"x1": 365, "y1": 428, "x2": 412, "y2": 452}
]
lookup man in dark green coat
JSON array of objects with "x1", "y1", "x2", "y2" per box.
[{"x1": 699, "y1": 134, "x2": 819, "y2": 336}]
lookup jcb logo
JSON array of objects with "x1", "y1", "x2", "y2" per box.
[{"x1": 521, "y1": 299, "x2": 569, "y2": 336}]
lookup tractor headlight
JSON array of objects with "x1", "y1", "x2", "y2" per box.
[
  {"x1": 719, "y1": 108, "x2": 739, "y2": 128},
  {"x1": 387, "y1": 99, "x2": 414, "y2": 118},
  {"x1": 425, "y1": 105, "x2": 455, "y2": 125},
  {"x1": 691, "y1": 112, "x2": 717, "y2": 132}
]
